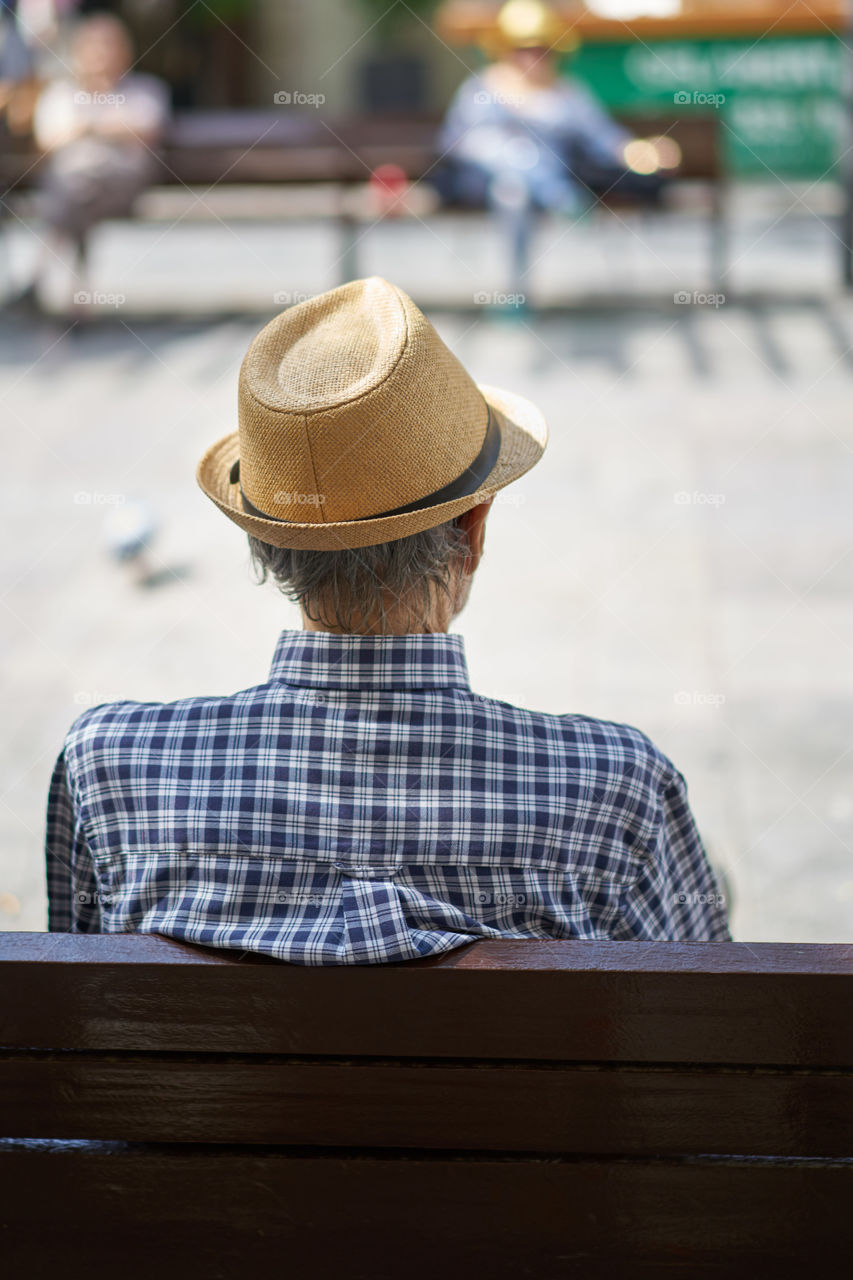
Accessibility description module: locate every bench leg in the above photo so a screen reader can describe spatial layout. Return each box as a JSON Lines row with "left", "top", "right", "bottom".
{"left": 709, "top": 178, "right": 730, "bottom": 297}
{"left": 337, "top": 214, "right": 360, "bottom": 286}
{"left": 842, "top": 190, "right": 853, "bottom": 290}
{"left": 493, "top": 203, "right": 533, "bottom": 304}
{"left": 509, "top": 207, "right": 533, "bottom": 301}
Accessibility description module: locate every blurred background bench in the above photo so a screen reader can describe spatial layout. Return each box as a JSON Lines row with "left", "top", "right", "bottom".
{"left": 0, "top": 107, "right": 726, "bottom": 297}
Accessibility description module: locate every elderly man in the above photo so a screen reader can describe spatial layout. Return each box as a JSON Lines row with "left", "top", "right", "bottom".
{"left": 46, "top": 277, "right": 730, "bottom": 962}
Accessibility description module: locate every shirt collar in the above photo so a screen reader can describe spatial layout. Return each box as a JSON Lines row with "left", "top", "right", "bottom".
{"left": 267, "top": 629, "right": 471, "bottom": 692}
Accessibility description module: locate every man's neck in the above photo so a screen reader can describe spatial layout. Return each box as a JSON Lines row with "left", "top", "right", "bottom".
{"left": 298, "top": 572, "right": 469, "bottom": 636}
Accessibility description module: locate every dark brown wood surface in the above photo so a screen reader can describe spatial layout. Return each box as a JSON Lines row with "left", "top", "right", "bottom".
{"left": 2, "top": 934, "right": 852, "bottom": 1272}
{"left": 2, "top": 935, "right": 852, "bottom": 1064}
{"left": 2, "top": 1140, "right": 851, "bottom": 1279}
{"left": 2, "top": 1052, "right": 851, "bottom": 1156}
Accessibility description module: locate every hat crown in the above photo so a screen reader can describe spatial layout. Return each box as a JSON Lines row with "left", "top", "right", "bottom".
{"left": 242, "top": 278, "right": 407, "bottom": 413}
{"left": 236, "top": 278, "right": 489, "bottom": 526}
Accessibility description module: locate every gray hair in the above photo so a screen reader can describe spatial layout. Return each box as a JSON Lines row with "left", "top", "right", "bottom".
{"left": 248, "top": 518, "right": 469, "bottom": 633}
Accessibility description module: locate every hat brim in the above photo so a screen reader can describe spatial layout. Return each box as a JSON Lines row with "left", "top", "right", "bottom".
{"left": 196, "top": 384, "right": 548, "bottom": 551}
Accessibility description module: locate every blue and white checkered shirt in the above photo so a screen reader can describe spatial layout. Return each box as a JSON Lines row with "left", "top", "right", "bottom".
{"left": 46, "top": 630, "right": 730, "bottom": 962}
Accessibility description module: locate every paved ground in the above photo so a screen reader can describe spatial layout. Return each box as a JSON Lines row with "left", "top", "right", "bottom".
{"left": 1, "top": 201, "right": 852, "bottom": 943}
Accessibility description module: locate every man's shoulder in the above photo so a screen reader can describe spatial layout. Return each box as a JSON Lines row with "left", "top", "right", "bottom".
{"left": 63, "top": 684, "right": 272, "bottom": 755}
{"left": 471, "top": 693, "right": 675, "bottom": 783}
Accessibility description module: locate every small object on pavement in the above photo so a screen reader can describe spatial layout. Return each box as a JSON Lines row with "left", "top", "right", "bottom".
{"left": 103, "top": 496, "right": 158, "bottom": 586}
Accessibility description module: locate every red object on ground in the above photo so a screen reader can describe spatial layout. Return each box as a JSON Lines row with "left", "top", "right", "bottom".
{"left": 370, "top": 163, "right": 410, "bottom": 215}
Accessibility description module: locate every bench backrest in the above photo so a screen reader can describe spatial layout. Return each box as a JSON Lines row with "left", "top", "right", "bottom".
{"left": 1, "top": 935, "right": 851, "bottom": 1276}
{"left": 0, "top": 109, "right": 722, "bottom": 190}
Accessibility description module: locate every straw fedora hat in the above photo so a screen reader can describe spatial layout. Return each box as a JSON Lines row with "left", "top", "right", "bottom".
{"left": 197, "top": 277, "right": 548, "bottom": 551}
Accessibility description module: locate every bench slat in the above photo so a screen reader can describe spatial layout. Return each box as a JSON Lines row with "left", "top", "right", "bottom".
{"left": 1, "top": 1054, "right": 850, "bottom": 1157}
{"left": 2, "top": 1140, "right": 851, "bottom": 1277}
{"left": 2, "top": 937, "right": 851, "bottom": 1064}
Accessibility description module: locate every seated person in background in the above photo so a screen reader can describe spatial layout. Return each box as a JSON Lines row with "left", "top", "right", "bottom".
{"left": 25, "top": 12, "right": 167, "bottom": 308}
{"left": 46, "top": 277, "right": 730, "bottom": 962}
{"left": 437, "top": 0, "right": 665, "bottom": 222}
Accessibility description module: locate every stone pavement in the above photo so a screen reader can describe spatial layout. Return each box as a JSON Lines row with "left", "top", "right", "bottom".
{"left": 1, "top": 209, "right": 852, "bottom": 943}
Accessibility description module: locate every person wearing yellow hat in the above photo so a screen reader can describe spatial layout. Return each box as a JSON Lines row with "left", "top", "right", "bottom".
{"left": 435, "top": 1, "right": 664, "bottom": 284}
{"left": 46, "top": 278, "right": 730, "bottom": 961}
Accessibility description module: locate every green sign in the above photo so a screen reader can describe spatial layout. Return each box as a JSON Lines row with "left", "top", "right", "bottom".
{"left": 568, "top": 35, "right": 846, "bottom": 179}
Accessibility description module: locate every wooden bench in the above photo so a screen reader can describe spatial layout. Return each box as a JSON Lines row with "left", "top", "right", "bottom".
{"left": 1, "top": 933, "right": 851, "bottom": 1276}
{"left": 1, "top": 108, "right": 729, "bottom": 299}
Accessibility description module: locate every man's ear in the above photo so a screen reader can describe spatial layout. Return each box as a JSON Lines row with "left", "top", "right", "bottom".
{"left": 456, "top": 498, "right": 492, "bottom": 573}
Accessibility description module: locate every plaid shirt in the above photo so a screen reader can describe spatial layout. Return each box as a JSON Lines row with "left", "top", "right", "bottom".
{"left": 46, "top": 630, "right": 730, "bottom": 963}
